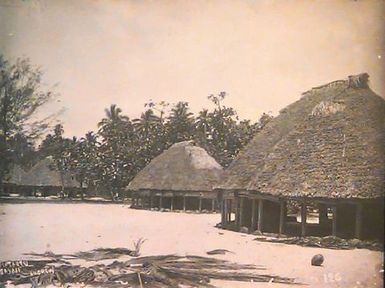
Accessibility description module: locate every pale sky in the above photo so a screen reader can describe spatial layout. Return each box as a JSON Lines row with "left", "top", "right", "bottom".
{"left": 1, "top": 0, "right": 384, "bottom": 137}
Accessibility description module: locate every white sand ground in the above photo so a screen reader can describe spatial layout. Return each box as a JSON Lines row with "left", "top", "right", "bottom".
{"left": 0, "top": 203, "right": 383, "bottom": 288}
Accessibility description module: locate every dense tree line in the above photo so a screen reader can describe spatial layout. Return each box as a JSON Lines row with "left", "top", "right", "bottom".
{"left": 0, "top": 56, "right": 57, "bottom": 194}
{"left": 1, "top": 56, "right": 272, "bottom": 199}
{"left": 15, "top": 97, "right": 272, "bottom": 199}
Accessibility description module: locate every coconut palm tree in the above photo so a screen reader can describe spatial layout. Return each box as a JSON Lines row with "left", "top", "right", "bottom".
{"left": 133, "top": 109, "right": 161, "bottom": 139}
{"left": 68, "top": 131, "right": 100, "bottom": 199}
{"left": 97, "top": 105, "right": 134, "bottom": 200}
{"left": 195, "top": 109, "right": 210, "bottom": 139}
{"left": 166, "top": 102, "right": 195, "bottom": 144}
{"left": 98, "top": 104, "right": 128, "bottom": 131}
{"left": 133, "top": 109, "right": 167, "bottom": 169}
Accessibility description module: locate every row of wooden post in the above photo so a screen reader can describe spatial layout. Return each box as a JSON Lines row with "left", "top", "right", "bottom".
{"left": 222, "top": 197, "right": 363, "bottom": 239}
{"left": 305, "top": 202, "right": 362, "bottom": 239}
{"left": 133, "top": 195, "right": 216, "bottom": 213}
{"left": 222, "top": 197, "right": 267, "bottom": 234}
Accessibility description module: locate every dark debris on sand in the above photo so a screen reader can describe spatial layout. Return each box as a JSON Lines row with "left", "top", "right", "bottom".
{"left": 253, "top": 235, "right": 383, "bottom": 251}
{"left": 1, "top": 251, "right": 299, "bottom": 287}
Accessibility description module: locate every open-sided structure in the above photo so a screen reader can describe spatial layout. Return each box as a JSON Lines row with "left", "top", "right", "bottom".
{"left": 127, "top": 141, "right": 223, "bottom": 212}
{"left": 24, "top": 157, "right": 81, "bottom": 196}
{"left": 2, "top": 165, "right": 28, "bottom": 195}
{"left": 2, "top": 157, "right": 81, "bottom": 197}
{"left": 218, "top": 73, "right": 384, "bottom": 240}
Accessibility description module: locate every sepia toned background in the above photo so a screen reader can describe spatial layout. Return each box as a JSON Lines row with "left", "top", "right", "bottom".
{"left": 0, "top": 0, "right": 384, "bottom": 137}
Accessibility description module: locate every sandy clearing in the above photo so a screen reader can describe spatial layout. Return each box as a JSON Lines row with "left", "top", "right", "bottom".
{"left": 0, "top": 203, "right": 382, "bottom": 287}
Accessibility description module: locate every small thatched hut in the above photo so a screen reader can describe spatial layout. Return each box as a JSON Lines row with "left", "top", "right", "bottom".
{"left": 2, "top": 165, "right": 29, "bottom": 195}
{"left": 2, "top": 158, "right": 82, "bottom": 197}
{"left": 218, "top": 73, "right": 384, "bottom": 240}
{"left": 23, "top": 157, "right": 81, "bottom": 197}
{"left": 127, "top": 141, "right": 223, "bottom": 212}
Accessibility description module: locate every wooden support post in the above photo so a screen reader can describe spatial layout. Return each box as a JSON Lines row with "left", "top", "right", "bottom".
{"left": 235, "top": 197, "right": 240, "bottom": 227}
{"left": 228, "top": 199, "right": 232, "bottom": 222}
{"left": 239, "top": 197, "right": 244, "bottom": 227}
{"left": 221, "top": 200, "right": 226, "bottom": 225}
{"left": 141, "top": 197, "right": 144, "bottom": 208}
{"left": 251, "top": 199, "right": 257, "bottom": 232}
{"left": 301, "top": 201, "right": 307, "bottom": 237}
{"left": 183, "top": 196, "right": 186, "bottom": 211}
{"left": 159, "top": 194, "right": 163, "bottom": 209}
{"left": 170, "top": 196, "right": 174, "bottom": 211}
{"left": 150, "top": 194, "right": 154, "bottom": 209}
{"left": 279, "top": 200, "right": 286, "bottom": 236}
{"left": 257, "top": 199, "right": 264, "bottom": 232}
{"left": 225, "top": 200, "right": 228, "bottom": 221}
{"left": 211, "top": 199, "right": 215, "bottom": 212}
{"left": 199, "top": 197, "right": 202, "bottom": 213}
{"left": 332, "top": 206, "right": 337, "bottom": 236}
{"left": 224, "top": 199, "right": 228, "bottom": 224}
{"left": 355, "top": 203, "right": 363, "bottom": 239}
{"left": 318, "top": 203, "right": 328, "bottom": 225}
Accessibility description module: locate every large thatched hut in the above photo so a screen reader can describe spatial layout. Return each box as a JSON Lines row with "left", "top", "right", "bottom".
{"left": 127, "top": 141, "right": 223, "bottom": 212}
{"left": 218, "top": 73, "right": 384, "bottom": 240}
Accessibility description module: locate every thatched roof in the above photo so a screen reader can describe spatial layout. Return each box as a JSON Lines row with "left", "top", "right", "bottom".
{"left": 127, "top": 141, "right": 223, "bottom": 192}
{"left": 220, "top": 73, "right": 385, "bottom": 199}
{"left": 3, "top": 165, "right": 28, "bottom": 185}
{"left": 24, "top": 157, "right": 80, "bottom": 188}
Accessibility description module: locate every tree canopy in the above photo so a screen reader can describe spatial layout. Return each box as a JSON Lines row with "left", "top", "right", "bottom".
{"left": 0, "top": 56, "right": 56, "bottom": 193}
{"left": 1, "top": 55, "right": 273, "bottom": 199}
{"left": 33, "top": 95, "right": 272, "bottom": 200}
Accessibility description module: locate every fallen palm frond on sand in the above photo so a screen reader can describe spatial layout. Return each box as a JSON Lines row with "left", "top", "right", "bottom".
{"left": 0, "top": 253, "right": 299, "bottom": 287}
{"left": 25, "top": 238, "right": 147, "bottom": 261}
{"left": 206, "top": 249, "right": 234, "bottom": 255}
{"left": 253, "top": 235, "right": 383, "bottom": 251}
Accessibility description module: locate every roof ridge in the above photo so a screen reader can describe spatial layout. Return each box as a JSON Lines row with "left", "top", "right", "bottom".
{"left": 301, "top": 73, "right": 369, "bottom": 97}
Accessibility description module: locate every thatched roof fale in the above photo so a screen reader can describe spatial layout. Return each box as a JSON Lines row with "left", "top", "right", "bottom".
{"left": 24, "top": 157, "right": 80, "bottom": 188}
{"left": 127, "top": 141, "right": 223, "bottom": 192}
{"left": 3, "top": 165, "right": 28, "bottom": 185}
{"left": 219, "top": 73, "right": 385, "bottom": 200}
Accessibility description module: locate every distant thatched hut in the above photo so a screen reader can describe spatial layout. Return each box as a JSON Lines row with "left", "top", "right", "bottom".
{"left": 2, "top": 158, "right": 82, "bottom": 197}
{"left": 23, "top": 157, "right": 81, "bottom": 197}
{"left": 218, "top": 73, "right": 384, "bottom": 240}
{"left": 127, "top": 141, "right": 223, "bottom": 212}
{"left": 3, "top": 165, "right": 28, "bottom": 195}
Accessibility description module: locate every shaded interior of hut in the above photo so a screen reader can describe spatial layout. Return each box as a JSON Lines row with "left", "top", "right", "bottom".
{"left": 130, "top": 191, "right": 218, "bottom": 213}
{"left": 220, "top": 192, "right": 384, "bottom": 241}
